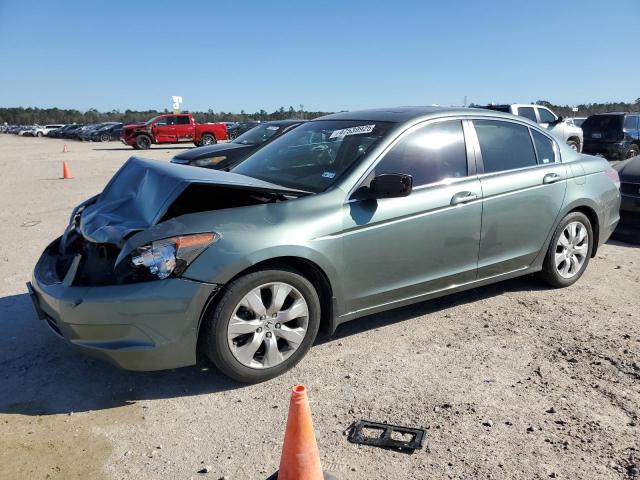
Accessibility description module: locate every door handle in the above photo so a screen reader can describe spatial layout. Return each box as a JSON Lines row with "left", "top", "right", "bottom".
{"left": 450, "top": 191, "right": 479, "bottom": 205}
{"left": 543, "top": 173, "right": 562, "bottom": 184}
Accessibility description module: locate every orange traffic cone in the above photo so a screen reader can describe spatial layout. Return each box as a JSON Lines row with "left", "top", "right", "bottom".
{"left": 267, "top": 385, "right": 336, "bottom": 480}
{"left": 62, "top": 161, "right": 72, "bottom": 179}
{"left": 62, "top": 144, "right": 68, "bottom": 153}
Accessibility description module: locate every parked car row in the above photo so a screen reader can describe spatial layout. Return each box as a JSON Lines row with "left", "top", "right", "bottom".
{"left": 2, "top": 122, "right": 137, "bottom": 141}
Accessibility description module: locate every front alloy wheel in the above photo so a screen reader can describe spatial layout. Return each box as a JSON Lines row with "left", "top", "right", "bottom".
{"left": 203, "top": 268, "right": 320, "bottom": 383}
{"left": 228, "top": 283, "right": 309, "bottom": 369}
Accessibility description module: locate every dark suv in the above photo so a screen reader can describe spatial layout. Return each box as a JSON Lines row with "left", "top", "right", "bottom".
{"left": 582, "top": 113, "right": 640, "bottom": 160}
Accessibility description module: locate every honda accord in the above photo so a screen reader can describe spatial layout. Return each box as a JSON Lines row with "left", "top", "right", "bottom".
{"left": 29, "top": 107, "right": 621, "bottom": 382}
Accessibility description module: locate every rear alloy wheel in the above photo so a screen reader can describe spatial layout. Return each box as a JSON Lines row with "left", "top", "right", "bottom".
{"left": 100, "top": 133, "right": 110, "bottom": 142}
{"left": 203, "top": 268, "right": 320, "bottom": 383}
{"left": 625, "top": 144, "right": 639, "bottom": 159}
{"left": 539, "top": 212, "right": 593, "bottom": 287}
{"left": 200, "top": 133, "right": 216, "bottom": 145}
{"left": 135, "top": 135, "right": 151, "bottom": 150}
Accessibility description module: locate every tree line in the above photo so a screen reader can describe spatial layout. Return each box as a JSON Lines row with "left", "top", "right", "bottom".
{"left": 2, "top": 99, "right": 640, "bottom": 125}
{"left": 0, "top": 106, "right": 333, "bottom": 125}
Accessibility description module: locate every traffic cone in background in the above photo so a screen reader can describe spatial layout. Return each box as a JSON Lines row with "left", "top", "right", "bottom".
{"left": 267, "top": 385, "right": 336, "bottom": 480}
{"left": 62, "top": 144, "right": 68, "bottom": 153}
{"left": 62, "top": 161, "right": 72, "bottom": 179}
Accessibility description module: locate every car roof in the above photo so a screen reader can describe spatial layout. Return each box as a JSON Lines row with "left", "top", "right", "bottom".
{"left": 315, "top": 106, "right": 523, "bottom": 124}
{"left": 263, "top": 119, "right": 305, "bottom": 126}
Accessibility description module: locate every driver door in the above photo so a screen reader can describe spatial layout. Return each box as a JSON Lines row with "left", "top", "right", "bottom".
{"left": 341, "top": 119, "right": 482, "bottom": 314}
{"left": 153, "top": 116, "right": 177, "bottom": 142}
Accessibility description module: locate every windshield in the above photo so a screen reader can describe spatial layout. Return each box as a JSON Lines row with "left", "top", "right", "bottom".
{"left": 231, "top": 120, "right": 394, "bottom": 193}
{"left": 145, "top": 116, "right": 161, "bottom": 125}
{"left": 233, "top": 123, "right": 285, "bottom": 145}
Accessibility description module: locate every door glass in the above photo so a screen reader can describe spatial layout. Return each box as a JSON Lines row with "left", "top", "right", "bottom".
{"left": 473, "top": 120, "right": 537, "bottom": 173}
{"left": 537, "top": 108, "right": 556, "bottom": 124}
{"left": 176, "top": 116, "right": 190, "bottom": 125}
{"left": 517, "top": 107, "right": 537, "bottom": 122}
{"left": 531, "top": 129, "right": 556, "bottom": 164}
{"left": 374, "top": 120, "right": 467, "bottom": 187}
{"left": 156, "top": 118, "right": 168, "bottom": 126}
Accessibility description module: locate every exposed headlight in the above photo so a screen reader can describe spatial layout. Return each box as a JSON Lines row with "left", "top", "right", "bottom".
{"left": 194, "top": 156, "right": 227, "bottom": 167}
{"left": 131, "top": 232, "right": 219, "bottom": 279}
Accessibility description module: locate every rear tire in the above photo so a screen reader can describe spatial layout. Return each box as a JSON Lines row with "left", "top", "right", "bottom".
{"left": 100, "top": 133, "right": 110, "bottom": 142}
{"left": 200, "top": 133, "right": 216, "bottom": 145}
{"left": 538, "top": 212, "right": 593, "bottom": 288}
{"left": 625, "top": 144, "right": 639, "bottom": 159}
{"left": 566, "top": 139, "right": 579, "bottom": 151}
{"left": 135, "top": 135, "right": 151, "bottom": 150}
{"left": 202, "top": 268, "right": 321, "bottom": 383}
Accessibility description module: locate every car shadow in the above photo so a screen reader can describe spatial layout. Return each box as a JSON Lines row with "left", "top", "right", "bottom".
{"left": 318, "top": 274, "right": 550, "bottom": 343}
{"left": 606, "top": 237, "right": 639, "bottom": 249}
{"left": 0, "top": 275, "right": 550, "bottom": 416}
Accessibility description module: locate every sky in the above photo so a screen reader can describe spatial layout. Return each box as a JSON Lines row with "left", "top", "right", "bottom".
{"left": 0, "top": 0, "right": 638, "bottom": 113}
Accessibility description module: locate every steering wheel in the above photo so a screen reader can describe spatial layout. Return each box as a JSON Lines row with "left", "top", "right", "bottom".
{"left": 310, "top": 144, "right": 335, "bottom": 165}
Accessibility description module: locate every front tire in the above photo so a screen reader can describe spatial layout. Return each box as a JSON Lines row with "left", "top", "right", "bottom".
{"left": 539, "top": 212, "right": 593, "bottom": 288}
{"left": 135, "top": 135, "right": 151, "bottom": 150}
{"left": 202, "top": 268, "right": 321, "bottom": 383}
{"left": 625, "top": 144, "right": 639, "bottom": 159}
{"left": 100, "top": 133, "right": 110, "bottom": 142}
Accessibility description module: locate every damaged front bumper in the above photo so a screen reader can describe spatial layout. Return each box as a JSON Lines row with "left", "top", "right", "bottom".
{"left": 29, "top": 237, "right": 221, "bottom": 371}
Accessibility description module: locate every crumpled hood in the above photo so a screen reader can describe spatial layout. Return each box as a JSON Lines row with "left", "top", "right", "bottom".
{"left": 79, "top": 156, "right": 303, "bottom": 245}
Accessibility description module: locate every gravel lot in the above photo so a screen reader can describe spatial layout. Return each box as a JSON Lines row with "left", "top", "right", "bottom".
{"left": 1, "top": 134, "right": 638, "bottom": 480}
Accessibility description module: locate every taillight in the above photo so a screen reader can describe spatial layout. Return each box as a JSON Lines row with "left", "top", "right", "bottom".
{"left": 605, "top": 168, "right": 620, "bottom": 189}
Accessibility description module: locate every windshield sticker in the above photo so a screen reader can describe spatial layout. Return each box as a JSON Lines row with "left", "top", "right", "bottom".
{"left": 322, "top": 171, "right": 336, "bottom": 179}
{"left": 329, "top": 124, "right": 376, "bottom": 139}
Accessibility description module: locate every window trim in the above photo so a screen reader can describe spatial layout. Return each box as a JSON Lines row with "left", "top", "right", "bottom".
{"left": 468, "top": 117, "right": 562, "bottom": 177}
{"left": 347, "top": 117, "right": 476, "bottom": 201}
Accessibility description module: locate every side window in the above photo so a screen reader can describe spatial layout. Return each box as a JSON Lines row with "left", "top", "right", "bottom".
{"left": 176, "top": 116, "right": 190, "bottom": 125}
{"left": 623, "top": 115, "right": 639, "bottom": 130}
{"left": 156, "top": 117, "right": 168, "bottom": 126}
{"left": 531, "top": 129, "right": 556, "bottom": 164}
{"left": 473, "top": 120, "right": 537, "bottom": 173}
{"left": 537, "top": 108, "right": 557, "bottom": 124}
{"left": 166, "top": 116, "right": 176, "bottom": 126}
{"left": 374, "top": 120, "right": 467, "bottom": 187}
{"left": 517, "top": 107, "right": 537, "bottom": 122}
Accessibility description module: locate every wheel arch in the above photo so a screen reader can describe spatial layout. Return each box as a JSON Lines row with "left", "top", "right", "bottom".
{"left": 195, "top": 256, "right": 337, "bottom": 357}
{"left": 567, "top": 204, "right": 600, "bottom": 257}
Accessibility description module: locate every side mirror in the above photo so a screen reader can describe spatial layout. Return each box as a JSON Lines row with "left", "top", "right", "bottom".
{"left": 359, "top": 173, "right": 413, "bottom": 200}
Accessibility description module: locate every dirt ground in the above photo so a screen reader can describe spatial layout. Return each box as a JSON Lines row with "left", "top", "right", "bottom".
{"left": 0, "top": 134, "right": 638, "bottom": 480}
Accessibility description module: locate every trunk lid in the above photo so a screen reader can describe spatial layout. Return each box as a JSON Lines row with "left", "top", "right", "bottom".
{"left": 582, "top": 114, "right": 624, "bottom": 143}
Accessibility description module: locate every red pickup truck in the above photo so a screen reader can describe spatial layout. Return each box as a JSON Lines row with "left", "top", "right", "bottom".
{"left": 121, "top": 113, "right": 227, "bottom": 149}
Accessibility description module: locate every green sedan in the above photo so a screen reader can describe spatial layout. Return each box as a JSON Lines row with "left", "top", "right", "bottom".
{"left": 29, "top": 107, "right": 621, "bottom": 383}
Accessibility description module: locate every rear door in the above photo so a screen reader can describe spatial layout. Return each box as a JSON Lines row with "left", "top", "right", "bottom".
{"left": 175, "top": 115, "right": 195, "bottom": 142}
{"left": 341, "top": 118, "right": 482, "bottom": 313}
{"left": 153, "top": 116, "right": 177, "bottom": 142}
{"left": 471, "top": 119, "right": 567, "bottom": 278}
